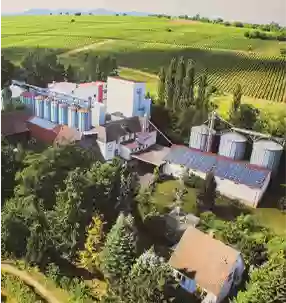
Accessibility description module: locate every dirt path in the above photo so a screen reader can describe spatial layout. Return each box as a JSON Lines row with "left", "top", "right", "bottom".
{"left": 62, "top": 39, "right": 114, "bottom": 56}
{"left": 119, "top": 67, "right": 159, "bottom": 79}
{"left": 1, "top": 263, "right": 62, "bottom": 303}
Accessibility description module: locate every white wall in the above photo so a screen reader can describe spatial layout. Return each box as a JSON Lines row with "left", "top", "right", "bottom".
{"left": 106, "top": 77, "right": 135, "bottom": 117}
{"left": 217, "top": 254, "right": 245, "bottom": 303}
{"left": 97, "top": 140, "right": 117, "bottom": 161}
{"left": 119, "top": 145, "right": 132, "bottom": 160}
{"left": 162, "top": 162, "right": 266, "bottom": 208}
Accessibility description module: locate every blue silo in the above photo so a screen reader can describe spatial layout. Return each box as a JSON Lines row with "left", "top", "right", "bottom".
{"left": 35, "top": 95, "right": 44, "bottom": 118}
{"left": 78, "top": 108, "right": 90, "bottom": 132}
{"left": 68, "top": 105, "right": 78, "bottom": 129}
{"left": 51, "top": 100, "right": 59, "bottom": 123}
{"left": 44, "top": 97, "right": 51, "bottom": 121}
{"left": 59, "top": 102, "right": 68, "bottom": 125}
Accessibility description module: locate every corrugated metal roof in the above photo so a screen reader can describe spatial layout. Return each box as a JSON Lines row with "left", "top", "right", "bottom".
{"left": 163, "top": 145, "right": 270, "bottom": 188}
{"left": 28, "top": 117, "right": 57, "bottom": 130}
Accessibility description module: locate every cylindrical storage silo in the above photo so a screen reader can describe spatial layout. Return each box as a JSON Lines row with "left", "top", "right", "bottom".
{"left": 250, "top": 140, "right": 283, "bottom": 172}
{"left": 35, "top": 95, "right": 44, "bottom": 118}
{"left": 51, "top": 100, "right": 59, "bottom": 123}
{"left": 44, "top": 97, "right": 51, "bottom": 121}
{"left": 59, "top": 102, "right": 68, "bottom": 125}
{"left": 68, "top": 105, "right": 78, "bottom": 129}
{"left": 78, "top": 108, "right": 90, "bottom": 132}
{"left": 218, "top": 132, "right": 247, "bottom": 160}
{"left": 189, "top": 124, "right": 216, "bottom": 152}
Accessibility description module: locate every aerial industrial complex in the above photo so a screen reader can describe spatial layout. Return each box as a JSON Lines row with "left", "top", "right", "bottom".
{"left": 3, "top": 76, "right": 284, "bottom": 208}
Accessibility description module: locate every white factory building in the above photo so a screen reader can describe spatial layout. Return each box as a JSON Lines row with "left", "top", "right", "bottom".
{"left": 162, "top": 124, "right": 284, "bottom": 208}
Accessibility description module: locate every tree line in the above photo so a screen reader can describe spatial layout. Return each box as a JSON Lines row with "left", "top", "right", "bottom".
{"left": 1, "top": 49, "right": 118, "bottom": 89}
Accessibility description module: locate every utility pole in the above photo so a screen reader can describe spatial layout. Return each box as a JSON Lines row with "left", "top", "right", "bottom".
{"left": 206, "top": 111, "right": 216, "bottom": 152}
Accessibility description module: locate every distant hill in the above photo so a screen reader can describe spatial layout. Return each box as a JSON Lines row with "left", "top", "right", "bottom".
{"left": 2, "top": 8, "right": 150, "bottom": 16}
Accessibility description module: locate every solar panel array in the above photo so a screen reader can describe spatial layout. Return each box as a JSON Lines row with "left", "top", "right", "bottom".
{"left": 163, "top": 146, "right": 270, "bottom": 189}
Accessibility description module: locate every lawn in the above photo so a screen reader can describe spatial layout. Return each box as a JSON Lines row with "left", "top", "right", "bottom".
{"left": 152, "top": 180, "right": 286, "bottom": 235}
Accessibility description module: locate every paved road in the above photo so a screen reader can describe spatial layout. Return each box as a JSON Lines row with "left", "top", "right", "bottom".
{"left": 1, "top": 262, "right": 62, "bottom": 303}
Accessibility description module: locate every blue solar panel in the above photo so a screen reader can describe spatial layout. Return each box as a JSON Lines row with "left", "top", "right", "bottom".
{"left": 163, "top": 146, "right": 270, "bottom": 188}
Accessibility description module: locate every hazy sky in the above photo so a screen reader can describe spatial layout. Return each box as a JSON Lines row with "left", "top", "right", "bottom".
{"left": 2, "top": 0, "right": 286, "bottom": 25}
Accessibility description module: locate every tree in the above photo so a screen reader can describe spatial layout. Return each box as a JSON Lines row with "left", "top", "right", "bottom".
{"left": 65, "top": 64, "right": 76, "bottom": 82}
{"left": 180, "top": 59, "right": 195, "bottom": 109}
{"left": 230, "top": 84, "right": 242, "bottom": 119}
{"left": 99, "top": 213, "right": 137, "bottom": 281}
{"left": 231, "top": 104, "right": 259, "bottom": 129}
{"left": 21, "top": 48, "right": 65, "bottom": 87}
{"left": 1, "top": 55, "right": 15, "bottom": 88}
{"left": 233, "top": 252, "right": 286, "bottom": 303}
{"left": 1, "top": 141, "right": 23, "bottom": 203}
{"left": 173, "top": 56, "right": 186, "bottom": 111}
{"left": 124, "top": 248, "right": 178, "bottom": 303}
{"left": 164, "top": 57, "right": 177, "bottom": 109}
{"left": 157, "top": 67, "right": 166, "bottom": 105}
{"left": 197, "top": 171, "right": 216, "bottom": 210}
{"left": 78, "top": 214, "right": 105, "bottom": 272}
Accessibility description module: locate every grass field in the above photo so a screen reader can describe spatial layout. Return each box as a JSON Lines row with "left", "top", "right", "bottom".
{"left": 2, "top": 15, "right": 286, "bottom": 102}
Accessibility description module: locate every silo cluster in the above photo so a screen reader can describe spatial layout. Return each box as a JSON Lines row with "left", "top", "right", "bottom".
{"left": 189, "top": 124, "right": 216, "bottom": 152}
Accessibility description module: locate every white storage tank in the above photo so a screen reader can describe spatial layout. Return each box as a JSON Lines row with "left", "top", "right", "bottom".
{"left": 91, "top": 102, "right": 106, "bottom": 126}
{"left": 218, "top": 132, "right": 247, "bottom": 160}
{"left": 189, "top": 124, "right": 216, "bottom": 152}
{"left": 250, "top": 140, "right": 283, "bottom": 172}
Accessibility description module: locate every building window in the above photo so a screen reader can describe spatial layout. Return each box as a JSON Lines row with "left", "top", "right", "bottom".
{"left": 125, "top": 134, "right": 129, "bottom": 141}
{"left": 130, "top": 133, "right": 134, "bottom": 139}
{"left": 115, "top": 150, "right": 119, "bottom": 156}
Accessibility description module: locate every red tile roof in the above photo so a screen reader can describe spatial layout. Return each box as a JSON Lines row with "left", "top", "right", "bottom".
{"left": 1, "top": 111, "right": 31, "bottom": 137}
{"left": 27, "top": 121, "right": 61, "bottom": 144}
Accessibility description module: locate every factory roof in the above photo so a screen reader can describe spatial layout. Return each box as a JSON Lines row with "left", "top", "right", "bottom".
{"left": 163, "top": 145, "right": 271, "bottom": 189}
{"left": 169, "top": 227, "right": 241, "bottom": 297}
{"left": 96, "top": 116, "right": 142, "bottom": 142}
{"left": 1, "top": 111, "right": 31, "bottom": 136}
{"left": 54, "top": 126, "right": 82, "bottom": 145}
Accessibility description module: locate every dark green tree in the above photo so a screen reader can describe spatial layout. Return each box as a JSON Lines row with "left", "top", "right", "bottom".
{"left": 230, "top": 84, "right": 242, "bottom": 119}
{"left": 173, "top": 56, "right": 186, "bottom": 111}
{"left": 233, "top": 252, "right": 286, "bottom": 303}
{"left": 180, "top": 59, "right": 195, "bottom": 109}
{"left": 1, "top": 55, "right": 15, "bottom": 88}
{"left": 232, "top": 104, "right": 259, "bottom": 129}
{"left": 164, "top": 57, "right": 177, "bottom": 109}
{"left": 99, "top": 213, "right": 137, "bottom": 281}
{"left": 157, "top": 67, "right": 166, "bottom": 105}
{"left": 65, "top": 64, "right": 76, "bottom": 82}
{"left": 21, "top": 48, "right": 65, "bottom": 87}
{"left": 197, "top": 171, "right": 217, "bottom": 210}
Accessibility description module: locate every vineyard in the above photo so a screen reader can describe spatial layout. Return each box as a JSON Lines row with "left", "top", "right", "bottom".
{"left": 2, "top": 15, "right": 286, "bottom": 102}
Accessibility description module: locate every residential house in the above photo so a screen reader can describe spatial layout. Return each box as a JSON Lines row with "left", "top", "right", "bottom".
{"left": 169, "top": 227, "right": 245, "bottom": 303}
{"left": 95, "top": 116, "right": 157, "bottom": 161}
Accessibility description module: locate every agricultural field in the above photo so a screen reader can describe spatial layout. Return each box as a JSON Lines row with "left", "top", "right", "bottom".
{"left": 2, "top": 15, "right": 286, "bottom": 102}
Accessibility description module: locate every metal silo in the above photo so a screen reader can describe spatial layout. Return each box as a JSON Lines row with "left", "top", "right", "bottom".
{"left": 189, "top": 124, "right": 216, "bottom": 152}
{"left": 78, "top": 108, "right": 90, "bottom": 132}
{"left": 250, "top": 140, "right": 283, "bottom": 172}
{"left": 51, "top": 100, "right": 59, "bottom": 123}
{"left": 218, "top": 132, "right": 247, "bottom": 160}
{"left": 59, "top": 102, "right": 68, "bottom": 125}
{"left": 91, "top": 102, "right": 106, "bottom": 127}
{"left": 68, "top": 105, "right": 78, "bottom": 129}
{"left": 35, "top": 95, "right": 44, "bottom": 118}
{"left": 44, "top": 97, "right": 51, "bottom": 121}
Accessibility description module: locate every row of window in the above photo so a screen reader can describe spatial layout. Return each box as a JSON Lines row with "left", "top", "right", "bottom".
{"left": 118, "top": 133, "right": 135, "bottom": 143}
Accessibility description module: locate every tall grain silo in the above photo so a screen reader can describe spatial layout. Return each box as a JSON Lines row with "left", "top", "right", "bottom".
{"left": 68, "top": 105, "right": 78, "bottom": 129}
{"left": 44, "top": 97, "right": 51, "bottom": 121}
{"left": 91, "top": 102, "right": 106, "bottom": 127}
{"left": 78, "top": 108, "right": 90, "bottom": 132}
{"left": 250, "top": 140, "right": 283, "bottom": 172}
{"left": 59, "top": 102, "right": 68, "bottom": 125}
{"left": 35, "top": 95, "right": 44, "bottom": 118}
{"left": 51, "top": 100, "right": 59, "bottom": 123}
{"left": 189, "top": 124, "right": 216, "bottom": 152}
{"left": 218, "top": 132, "right": 247, "bottom": 160}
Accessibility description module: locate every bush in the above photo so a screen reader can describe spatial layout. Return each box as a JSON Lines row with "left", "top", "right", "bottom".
{"left": 224, "top": 21, "right": 231, "bottom": 26}
{"left": 166, "top": 28, "right": 172, "bottom": 32}
{"left": 71, "top": 19, "right": 75, "bottom": 23}
{"left": 184, "top": 173, "right": 205, "bottom": 189}
{"left": 280, "top": 48, "right": 286, "bottom": 56}
{"left": 244, "top": 31, "right": 250, "bottom": 38}
{"left": 233, "top": 21, "right": 244, "bottom": 28}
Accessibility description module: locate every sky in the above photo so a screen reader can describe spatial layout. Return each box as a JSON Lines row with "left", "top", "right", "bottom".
{"left": 1, "top": 0, "right": 286, "bottom": 25}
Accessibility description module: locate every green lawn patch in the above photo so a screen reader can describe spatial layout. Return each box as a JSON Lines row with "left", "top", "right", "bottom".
{"left": 153, "top": 180, "right": 197, "bottom": 214}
